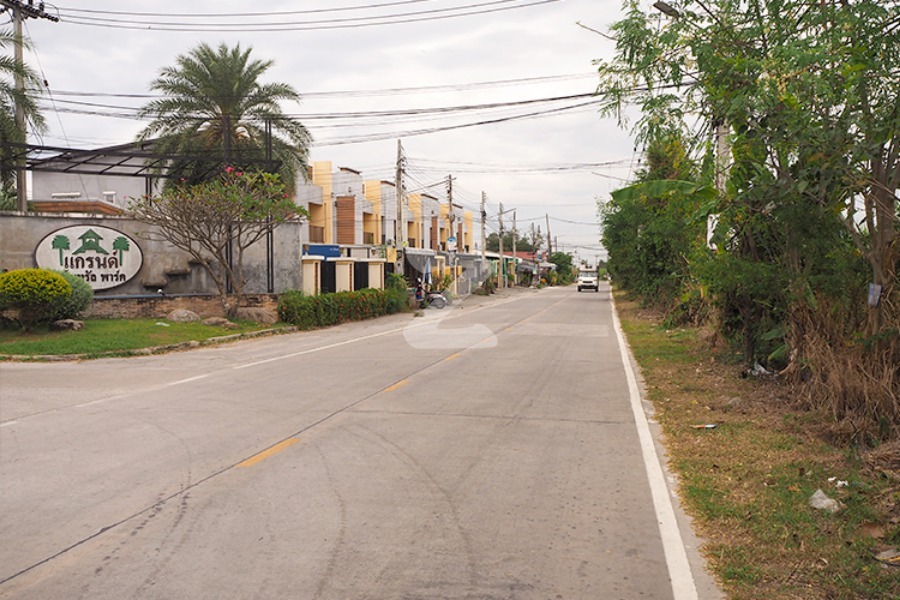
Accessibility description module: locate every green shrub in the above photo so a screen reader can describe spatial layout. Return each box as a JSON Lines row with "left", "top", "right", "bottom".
{"left": 50, "top": 270, "right": 94, "bottom": 320}
{"left": 384, "top": 273, "right": 411, "bottom": 313}
{"left": 0, "top": 268, "right": 72, "bottom": 329}
{"left": 278, "top": 287, "right": 406, "bottom": 330}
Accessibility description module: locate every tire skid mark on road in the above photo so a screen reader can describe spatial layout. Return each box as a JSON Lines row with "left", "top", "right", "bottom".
{"left": 344, "top": 424, "right": 479, "bottom": 597}
{"left": 0, "top": 289, "right": 562, "bottom": 588}
{"left": 311, "top": 446, "right": 349, "bottom": 600}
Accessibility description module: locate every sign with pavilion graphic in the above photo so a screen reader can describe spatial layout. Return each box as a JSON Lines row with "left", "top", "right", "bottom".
{"left": 35, "top": 225, "right": 143, "bottom": 290}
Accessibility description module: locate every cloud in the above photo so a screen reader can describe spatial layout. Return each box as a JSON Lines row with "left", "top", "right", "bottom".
{"left": 23, "top": 0, "right": 631, "bottom": 258}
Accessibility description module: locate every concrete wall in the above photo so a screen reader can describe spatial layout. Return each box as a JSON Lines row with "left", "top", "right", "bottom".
{"left": 0, "top": 212, "right": 302, "bottom": 296}
{"left": 87, "top": 293, "right": 278, "bottom": 319}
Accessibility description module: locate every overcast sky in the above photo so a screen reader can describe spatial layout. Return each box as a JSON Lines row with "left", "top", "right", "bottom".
{"left": 20, "top": 0, "right": 644, "bottom": 263}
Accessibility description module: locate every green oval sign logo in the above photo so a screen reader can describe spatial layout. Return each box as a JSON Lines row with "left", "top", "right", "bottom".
{"left": 35, "top": 225, "right": 143, "bottom": 290}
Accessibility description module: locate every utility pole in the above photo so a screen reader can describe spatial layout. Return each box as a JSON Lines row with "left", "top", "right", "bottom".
{"left": 497, "top": 203, "right": 516, "bottom": 288}
{"left": 446, "top": 175, "right": 457, "bottom": 294}
{"left": 480, "top": 192, "right": 487, "bottom": 282}
{"left": 498, "top": 202, "right": 505, "bottom": 288}
{"left": 3, "top": 0, "right": 58, "bottom": 212}
{"left": 511, "top": 210, "right": 517, "bottom": 286}
{"left": 394, "top": 140, "right": 405, "bottom": 274}
{"left": 545, "top": 214, "right": 552, "bottom": 257}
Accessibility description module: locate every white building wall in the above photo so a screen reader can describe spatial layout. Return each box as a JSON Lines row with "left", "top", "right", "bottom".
{"left": 31, "top": 170, "right": 159, "bottom": 210}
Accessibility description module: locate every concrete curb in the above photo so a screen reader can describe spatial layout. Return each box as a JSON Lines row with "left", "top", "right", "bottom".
{"left": 0, "top": 285, "right": 561, "bottom": 362}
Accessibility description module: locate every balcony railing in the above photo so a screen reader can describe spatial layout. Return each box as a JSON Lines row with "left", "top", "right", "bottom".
{"left": 363, "top": 232, "right": 375, "bottom": 245}
{"left": 309, "top": 225, "right": 325, "bottom": 243}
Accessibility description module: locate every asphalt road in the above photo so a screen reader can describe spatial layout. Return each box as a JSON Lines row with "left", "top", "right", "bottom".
{"left": 0, "top": 285, "right": 721, "bottom": 599}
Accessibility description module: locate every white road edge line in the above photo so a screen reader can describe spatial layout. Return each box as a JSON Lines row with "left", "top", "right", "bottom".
{"left": 0, "top": 420, "right": 18, "bottom": 428}
{"left": 167, "top": 374, "right": 211, "bottom": 386}
{"left": 609, "top": 290, "right": 699, "bottom": 600}
{"left": 233, "top": 292, "right": 532, "bottom": 371}
{"left": 233, "top": 324, "right": 414, "bottom": 370}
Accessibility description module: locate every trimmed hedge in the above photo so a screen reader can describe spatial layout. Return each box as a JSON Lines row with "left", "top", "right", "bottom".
{"left": 278, "top": 287, "right": 407, "bottom": 330}
{"left": 0, "top": 268, "right": 73, "bottom": 329}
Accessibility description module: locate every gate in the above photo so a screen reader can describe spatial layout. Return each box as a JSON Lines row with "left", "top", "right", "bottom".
{"left": 354, "top": 261, "right": 369, "bottom": 291}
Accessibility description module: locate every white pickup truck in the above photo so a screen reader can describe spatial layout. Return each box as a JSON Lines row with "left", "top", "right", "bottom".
{"left": 576, "top": 270, "right": 599, "bottom": 292}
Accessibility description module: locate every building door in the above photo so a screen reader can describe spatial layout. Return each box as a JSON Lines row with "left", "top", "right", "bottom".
{"left": 321, "top": 260, "right": 337, "bottom": 294}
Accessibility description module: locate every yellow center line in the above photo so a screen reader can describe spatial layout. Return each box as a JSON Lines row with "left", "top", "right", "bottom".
{"left": 383, "top": 379, "right": 409, "bottom": 393}
{"left": 236, "top": 438, "right": 300, "bottom": 469}
{"left": 445, "top": 353, "right": 462, "bottom": 361}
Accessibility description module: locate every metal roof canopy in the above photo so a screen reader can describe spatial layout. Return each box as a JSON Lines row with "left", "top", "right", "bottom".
{"left": 3, "top": 140, "right": 279, "bottom": 179}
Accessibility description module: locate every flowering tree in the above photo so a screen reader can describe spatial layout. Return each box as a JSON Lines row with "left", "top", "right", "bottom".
{"left": 130, "top": 168, "right": 306, "bottom": 313}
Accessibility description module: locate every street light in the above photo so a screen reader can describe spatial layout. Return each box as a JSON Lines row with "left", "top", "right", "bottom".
{"left": 653, "top": 1, "right": 681, "bottom": 18}
{"left": 653, "top": 0, "right": 729, "bottom": 247}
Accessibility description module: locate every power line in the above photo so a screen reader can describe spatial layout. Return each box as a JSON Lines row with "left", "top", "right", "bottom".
{"left": 36, "top": 72, "right": 597, "bottom": 100}
{"left": 40, "top": 97, "right": 598, "bottom": 146}
{"left": 40, "top": 91, "right": 597, "bottom": 120}
{"left": 56, "top": 0, "right": 561, "bottom": 32}
{"left": 55, "top": 0, "right": 438, "bottom": 18}
{"left": 550, "top": 216, "right": 599, "bottom": 226}
{"left": 57, "top": 0, "right": 535, "bottom": 25}
{"left": 407, "top": 157, "right": 633, "bottom": 174}
{"left": 315, "top": 100, "right": 598, "bottom": 146}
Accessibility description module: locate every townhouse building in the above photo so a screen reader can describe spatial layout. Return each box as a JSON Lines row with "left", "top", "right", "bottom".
{"left": 297, "top": 161, "right": 478, "bottom": 291}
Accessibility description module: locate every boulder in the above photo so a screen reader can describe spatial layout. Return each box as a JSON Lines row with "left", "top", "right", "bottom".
{"left": 234, "top": 307, "right": 278, "bottom": 325}
{"left": 51, "top": 319, "right": 84, "bottom": 331}
{"left": 166, "top": 309, "right": 201, "bottom": 323}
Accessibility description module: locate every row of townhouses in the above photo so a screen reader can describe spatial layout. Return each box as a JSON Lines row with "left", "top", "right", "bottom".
{"left": 15, "top": 144, "right": 511, "bottom": 298}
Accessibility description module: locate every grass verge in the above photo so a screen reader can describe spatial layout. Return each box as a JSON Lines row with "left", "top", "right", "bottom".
{"left": 615, "top": 292, "right": 899, "bottom": 600}
{"left": 0, "top": 318, "right": 287, "bottom": 359}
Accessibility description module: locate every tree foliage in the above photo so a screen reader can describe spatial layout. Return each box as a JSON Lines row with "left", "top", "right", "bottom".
{"left": 130, "top": 168, "right": 307, "bottom": 313}
{"left": 137, "top": 42, "right": 312, "bottom": 191}
{"left": 0, "top": 30, "right": 46, "bottom": 200}
{"left": 486, "top": 231, "right": 536, "bottom": 253}
{"left": 597, "top": 0, "right": 899, "bottom": 440}
{"left": 602, "top": 133, "right": 709, "bottom": 315}
{"left": 549, "top": 252, "right": 575, "bottom": 285}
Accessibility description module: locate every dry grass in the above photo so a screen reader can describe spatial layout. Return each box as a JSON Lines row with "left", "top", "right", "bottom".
{"left": 615, "top": 293, "right": 900, "bottom": 599}
{"left": 785, "top": 297, "right": 900, "bottom": 444}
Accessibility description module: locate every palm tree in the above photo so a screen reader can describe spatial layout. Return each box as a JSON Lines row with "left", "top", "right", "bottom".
{"left": 0, "top": 30, "right": 45, "bottom": 204}
{"left": 137, "top": 42, "right": 312, "bottom": 191}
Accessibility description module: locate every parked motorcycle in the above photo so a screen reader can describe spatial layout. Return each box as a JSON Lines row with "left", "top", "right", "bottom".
{"left": 415, "top": 281, "right": 448, "bottom": 309}
{"left": 419, "top": 290, "right": 447, "bottom": 309}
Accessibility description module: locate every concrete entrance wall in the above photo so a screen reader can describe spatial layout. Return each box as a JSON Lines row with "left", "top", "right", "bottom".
{"left": 0, "top": 212, "right": 302, "bottom": 296}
